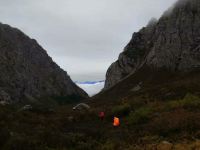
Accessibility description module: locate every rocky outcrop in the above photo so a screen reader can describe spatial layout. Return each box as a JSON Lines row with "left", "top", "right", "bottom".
{"left": 0, "top": 23, "right": 88, "bottom": 103}
{"left": 105, "top": 0, "right": 200, "bottom": 89}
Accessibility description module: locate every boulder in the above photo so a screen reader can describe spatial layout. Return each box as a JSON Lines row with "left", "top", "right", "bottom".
{"left": 20, "top": 105, "right": 33, "bottom": 111}
{"left": 73, "top": 103, "right": 90, "bottom": 111}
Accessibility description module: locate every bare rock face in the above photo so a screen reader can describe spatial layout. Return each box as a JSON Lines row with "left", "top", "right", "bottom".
{"left": 0, "top": 23, "right": 88, "bottom": 103}
{"left": 105, "top": 0, "right": 200, "bottom": 89}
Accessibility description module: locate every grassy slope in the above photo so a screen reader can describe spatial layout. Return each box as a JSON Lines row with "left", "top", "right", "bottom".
{"left": 1, "top": 67, "right": 200, "bottom": 149}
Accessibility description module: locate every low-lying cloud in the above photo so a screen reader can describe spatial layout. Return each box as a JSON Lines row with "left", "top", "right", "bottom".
{"left": 76, "top": 81, "right": 104, "bottom": 96}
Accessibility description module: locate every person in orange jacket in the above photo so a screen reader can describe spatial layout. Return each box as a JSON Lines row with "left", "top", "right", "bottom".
{"left": 113, "top": 117, "right": 120, "bottom": 127}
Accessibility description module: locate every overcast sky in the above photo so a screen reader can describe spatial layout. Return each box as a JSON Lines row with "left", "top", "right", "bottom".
{"left": 0, "top": 0, "right": 177, "bottom": 81}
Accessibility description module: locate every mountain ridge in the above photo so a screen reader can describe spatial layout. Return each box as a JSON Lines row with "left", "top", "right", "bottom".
{"left": 0, "top": 22, "right": 88, "bottom": 103}
{"left": 104, "top": 0, "right": 200, "bottom": 90}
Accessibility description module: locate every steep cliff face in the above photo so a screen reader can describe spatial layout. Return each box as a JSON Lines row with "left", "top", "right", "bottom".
{"left": 0, "top": 23, "right": 88, "bottom": 103}
{"left": 105, "top": 0, "right": 200, "bottom": 89}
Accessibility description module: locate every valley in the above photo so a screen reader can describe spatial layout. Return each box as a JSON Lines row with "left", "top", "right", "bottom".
{"left": 1, "top": 0, "right": 200, "bottom": 149}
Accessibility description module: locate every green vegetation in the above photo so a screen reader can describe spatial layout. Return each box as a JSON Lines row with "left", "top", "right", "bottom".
{"left": 126, "top": 107, "right": 153, "bottom": 125}
{"left": 99, "top": 140, "right": 115, "bottom": 150}
{"left": 1, "top": 93, "right": 200, "bottom": 149}
{"left": 111, "top": 103, "right": 131, "bottom": 117}
{"left": 167, "top": 93, "right": 200, "bottom": 110}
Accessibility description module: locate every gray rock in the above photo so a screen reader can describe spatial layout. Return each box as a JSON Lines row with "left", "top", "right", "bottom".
{"left": 73, "top": 103, "right": 90, "bottom": 111}
{"left": 68, "top": 116, "right": 74, "bottom": 122}
{"left": 131, "top": 82, "right": 142, "bottom": 92}
{"left": 20, "top": 105, "right": 33, "bottom": 111}
{"left": 0, "top": 101, "right": 10, "bottom": 106}
{"left": 104, "top": 0, "right": 200, "bottom": 89}
{"left": 0, "top": 90, "right": 11, "bottom": 103}
{"left": 0, "top": 23, "right": 88, "bottom": 102}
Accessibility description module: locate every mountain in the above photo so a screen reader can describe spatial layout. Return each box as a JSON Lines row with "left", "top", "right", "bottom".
{"left": 0, "top": 23, "right": 88, "bottom": 103}
{"left": 104, "top": 0, "right": 200, "bottom": 90}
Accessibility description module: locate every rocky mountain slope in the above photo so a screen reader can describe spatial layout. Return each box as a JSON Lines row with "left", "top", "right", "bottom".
{"left": 104, "top": 0, "right": 200, "bottom": 89}
{"left": 0, "top": 23, "right": 88, "bottom": 103}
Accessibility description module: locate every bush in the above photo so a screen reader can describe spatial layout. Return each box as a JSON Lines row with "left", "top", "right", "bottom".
{"left": 167, "top": 93, "right": 200, "bottom": 110}
{"left": 182, "top": 93, "right": 200, "bottom": 108}
{"left": 99, "top": 140, "right": 116, "bottom": 150}
{"left": 127, "top": 107, "right": 152, "bottom": 125}
{"left": 111, "top": 104, "right": 131, "bottom": 117}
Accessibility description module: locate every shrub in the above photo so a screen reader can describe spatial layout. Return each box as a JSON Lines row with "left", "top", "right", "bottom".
{"left": 127, "top": 107, "right": 152, "bottom": 125}
{"left": 167, "top": 93, "right": 200, "bottom": 110}
{"left": 111, "top": 104, "right": 131, "bottom": 117}
{"left": 99, "top": 140, "right": 115, "bottom": 150}
{"left": 181, "top": 93, "right": 200, "bottom": 108}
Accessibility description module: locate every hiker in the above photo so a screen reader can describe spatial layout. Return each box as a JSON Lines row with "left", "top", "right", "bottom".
{"left": 113, "top": 117, "right": 120, "bottom": 127}
{"left": 99, "top": 111, "right": 105, "bottom": 120}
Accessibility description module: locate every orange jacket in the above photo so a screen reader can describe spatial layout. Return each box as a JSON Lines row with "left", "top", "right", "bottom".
{"left": 113, "top": 117, "right": 120, "bottom": 126}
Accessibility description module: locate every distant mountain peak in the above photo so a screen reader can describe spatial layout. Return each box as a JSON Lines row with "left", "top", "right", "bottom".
{"left": 0, "top": 23, "right": 88, "bottom": 103}
{"left": 104, "top": 0, "right": 200, "bottom": 89}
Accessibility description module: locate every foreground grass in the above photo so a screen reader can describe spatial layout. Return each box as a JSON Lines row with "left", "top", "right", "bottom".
{"left": 1, "top": 93, "right": 200, "bottom": 149}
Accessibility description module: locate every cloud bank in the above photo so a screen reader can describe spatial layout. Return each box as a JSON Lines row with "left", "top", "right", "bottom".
{"left": 76, "top": 81, "right": 104, "bottom": 96}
